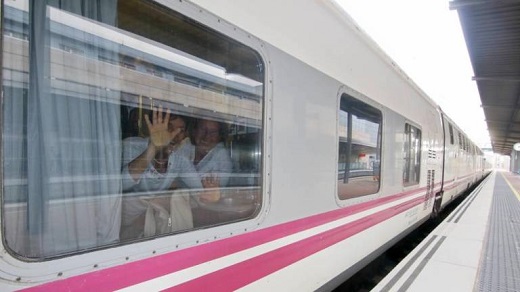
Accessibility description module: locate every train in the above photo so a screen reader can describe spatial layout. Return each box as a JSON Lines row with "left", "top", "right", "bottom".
{"left": 0, "top": 0, "right": 490, "bottom": 291}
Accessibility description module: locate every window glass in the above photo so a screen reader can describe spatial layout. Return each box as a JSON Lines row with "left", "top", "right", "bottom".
{"left": 403, "top": 123, "right": 421, "bottom": 186}
{"left": 2, "top": 0, "right": 264, "bottom": 259}
{"left": 448, "top": 123, "right": 454, "bottom": 145}
{"left": 458, "top": 131, "right": 463, "bottom": 149}
{"left": 337, "top": 94, "right": 382, "bottom": 200}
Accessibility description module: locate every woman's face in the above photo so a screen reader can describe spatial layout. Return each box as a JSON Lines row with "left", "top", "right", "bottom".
{"left": 194, "top": 120, "right": 220, "bottom": 153}
{"left": 168, "top": 117, "right": 186, "bottom": 144}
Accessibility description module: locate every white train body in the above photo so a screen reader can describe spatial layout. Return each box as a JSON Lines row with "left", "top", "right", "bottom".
{"left": 0, "top": 0, "right": 488, "bottom": 291}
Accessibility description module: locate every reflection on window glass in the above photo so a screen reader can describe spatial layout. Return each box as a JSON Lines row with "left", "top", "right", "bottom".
{"left": 337, "top": 94, "right": 382, "bottom": 200}
{"left": 403, "top": 123, "right": 421, "bottom": 186}
{"left": 2, "top": 0, "right": 263, "bottom": 259}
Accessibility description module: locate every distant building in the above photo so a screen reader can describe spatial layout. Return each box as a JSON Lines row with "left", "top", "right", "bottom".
{"left": 481, "top": 148, "right": 510, "bottom": 171}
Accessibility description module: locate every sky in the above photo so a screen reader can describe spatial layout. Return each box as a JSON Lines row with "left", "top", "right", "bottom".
{"left": 334, "top": 0, "right": 492, "bottom": 149}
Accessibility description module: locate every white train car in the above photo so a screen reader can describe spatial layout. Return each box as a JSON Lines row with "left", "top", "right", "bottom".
{"left": 0, "top": 0, "right": 487, "bottom": 291}
{"left": 438, "top": 112, "right": 487, "bottom": 214}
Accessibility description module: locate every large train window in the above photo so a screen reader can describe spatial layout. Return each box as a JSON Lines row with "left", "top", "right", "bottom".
{"left": 403, "top": 123, "right": 422, "bottom": 186}
{"left": 337, "top": 94, "right": 382, "bottom": 200}
{"left": 2, "top": 0, "right": 263, "bottom": 259}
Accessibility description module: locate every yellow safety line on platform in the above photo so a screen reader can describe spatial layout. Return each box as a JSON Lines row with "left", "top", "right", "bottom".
{"left": 500, "top": 172, "right": 520, "bottom": 201}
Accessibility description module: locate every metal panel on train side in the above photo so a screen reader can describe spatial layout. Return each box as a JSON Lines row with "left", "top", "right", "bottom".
{"left": 381, "top": 108, "right": 405, "bottom": 196}
{"left": 260, "top": 45, "right": 341, "bottom": 224}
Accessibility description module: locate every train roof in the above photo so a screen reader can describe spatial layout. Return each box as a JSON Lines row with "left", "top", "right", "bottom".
{"left": 189, "top": 0, "right": 442, "bottom": 113}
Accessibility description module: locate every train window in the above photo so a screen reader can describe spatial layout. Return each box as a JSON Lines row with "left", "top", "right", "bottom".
{"left": 448, "top": 123, "right": 454, "bottom": 145}
{"left": 403, "top": 123, "right": 421, "bottom": 186}
{"left": 337, "top": 94, "right": 382, "bottom": 200}
{"left": 458, "top": 131, "right": 463, "bottom": 149}
{"left": 2, "top": 0, "right": 264, "bottom": 259}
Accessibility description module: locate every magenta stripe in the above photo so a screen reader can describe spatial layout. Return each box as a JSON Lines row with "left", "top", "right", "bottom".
{"left": 166, "top": 197, "right": 425, "bottom": 291}
{"left": 443, "top": 179, "right": 471, "bottom": 192}
{"left": 21, "top": 190, "right": 424, "bottom": 291}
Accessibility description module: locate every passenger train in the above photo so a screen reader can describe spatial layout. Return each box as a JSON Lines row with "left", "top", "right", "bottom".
{"left": 0, "top": 0, "right": 490, "bottom": 290}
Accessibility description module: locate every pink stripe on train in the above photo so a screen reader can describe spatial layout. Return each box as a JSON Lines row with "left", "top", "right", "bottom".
{"left": 167, "top": 197, "right": 424, "bottom": 291}
{"left": 21, "top": 189, "right": 426, "bottom": 291}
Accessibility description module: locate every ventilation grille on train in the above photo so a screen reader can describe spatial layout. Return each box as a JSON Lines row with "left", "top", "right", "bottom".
{"left": 428, "top": 149, "right": 437, "bottom": 159}
{"left": 424, "top": 169, "right": 435, "bottom": 210}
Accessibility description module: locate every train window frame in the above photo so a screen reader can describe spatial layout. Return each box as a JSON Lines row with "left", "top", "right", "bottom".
{"left": 1, "top": 0, "right": 267, "bottom": 260}
{"left": 403, "top": 122, "right": 422, "bottom": 187}
{"left": 336, "top": 92, "right": 382, "bottom": 201}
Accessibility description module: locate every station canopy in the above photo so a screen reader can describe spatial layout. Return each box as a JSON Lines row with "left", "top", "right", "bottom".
{"left": 450, "top": 0, "right": 520, "bottom": 155}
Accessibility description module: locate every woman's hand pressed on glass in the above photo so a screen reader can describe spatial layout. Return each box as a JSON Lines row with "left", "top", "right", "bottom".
{"left": 145, "top": 106, "right": 181, "bottom": 148}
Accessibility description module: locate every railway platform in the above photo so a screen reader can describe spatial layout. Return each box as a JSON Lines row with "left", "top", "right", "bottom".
{"left": 371, "top": 171, "right": 520, "bottom": 292}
